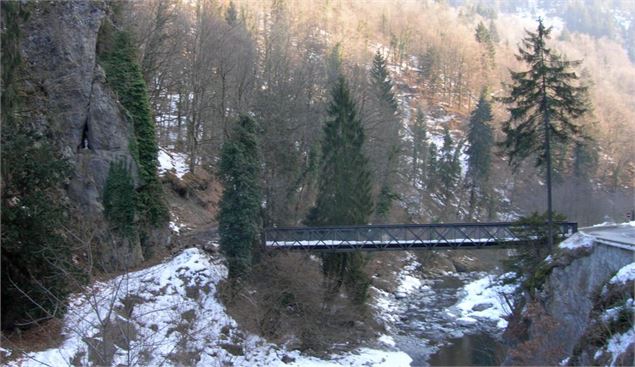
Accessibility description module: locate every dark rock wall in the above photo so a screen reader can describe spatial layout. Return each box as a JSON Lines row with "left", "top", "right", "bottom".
{"left": 18, "top": 1, "right": 160, "bottom": 268}
{"left": 504, "top": 243, "right": 634, "bottom": 365}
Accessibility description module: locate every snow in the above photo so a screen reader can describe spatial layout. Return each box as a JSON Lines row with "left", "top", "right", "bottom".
{"left": 609, "top": 262, "right": 635, "bottom": 285}
{"left": 378, "top": 334, "right": 396, "bottom": 347}
{"left": 8, "top": 248, "right": 411, "bottom": 367}
{"left": 602, "top": 299, "right": 634, "bottom": 323}
{"left": 558, "top": 232, "right": 595, "bottom": 250}
{"left": 396, "top": 254, "right": 422, "bottom": 293}
{"left": 606, "top": 328, "right": 635, "bottom": 366}
{"left": 158, "top": 148, "right": 189, "bottom": 178}
{"left": 169, "top": 221, "right": 185, "bottom": 234}
{"left": 454, "top": 273, "right": 519, "bottom": 329}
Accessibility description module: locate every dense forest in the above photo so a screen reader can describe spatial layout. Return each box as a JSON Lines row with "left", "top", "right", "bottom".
{"left": 127, "top": 0, "right": 634, "bottom": 227}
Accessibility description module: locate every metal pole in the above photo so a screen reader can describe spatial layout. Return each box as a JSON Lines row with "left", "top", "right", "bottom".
{"left": 544, "top": 97, "right": 554, "bottom": 249}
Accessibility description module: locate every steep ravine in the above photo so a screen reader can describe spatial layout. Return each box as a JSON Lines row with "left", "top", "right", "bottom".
{"left": 503, "top": 231, "right": 635, "bottom": 366}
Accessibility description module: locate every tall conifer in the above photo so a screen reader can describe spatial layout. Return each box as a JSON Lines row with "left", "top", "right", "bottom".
{"left": 218, "top": 116, "right": 263, "bottom": 278}
{"left": 500, "top": 19, "right": 589, "bottom": 247}
{"left": 369, "top": 50, "right": 400, "bottom": 220}
{"left": 307, "top": 77, "right": 373, "bottom": 303}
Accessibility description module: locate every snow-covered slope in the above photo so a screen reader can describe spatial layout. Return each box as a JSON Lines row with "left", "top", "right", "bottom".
{"left": 8, "top": 248, "right": 411, "bottom": 367}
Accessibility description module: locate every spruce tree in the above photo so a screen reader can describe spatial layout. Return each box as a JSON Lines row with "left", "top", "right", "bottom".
{"left": 466, "top": 92, "right": 494, "bottom": 218}
{"left": 307, "top": 76, "right": 373, "bottom": 304}
{"left": 99, "top": 30, "right": 168, "bottom": 228}
{"left": 369, "top": 50, "right": 400, "bottom": 220}
{"left": 466, "top": 92, "right": 494, "bottom": 185}
{"left": 489, "top": 20, "right": 500, "bottom": 43}
{"left": 218, "top": 116, "right": 263, "bottom": 278}
{"left": 411, "top": 109, "right": 428, "bottom": 184}
{"left": 225, "top": 1, "right": 238, "bottom": 26}
{"left": 370, "top": 50, "right": 398, "bottom": 111}
{"left": 438, "top": 128, "right": 461, "bottom": 200}
{"left": 426, "top": 143, "right": 439, "bottom": 192}
{"left": 103, "top": 161, "right": 137, "bottom": 239}
{"left": 500, "top": 19, "right": 590, "bottom": 247}
{"left": 475, "top": 21, "right": 495, "bottom": 68}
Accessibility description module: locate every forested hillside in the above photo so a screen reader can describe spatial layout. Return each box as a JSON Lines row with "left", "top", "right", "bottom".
{"left": 2, "top": 0, "right": 635, "bottom": 364}
{"left": 128, "top": 0, "right": 634, "bottom": 227}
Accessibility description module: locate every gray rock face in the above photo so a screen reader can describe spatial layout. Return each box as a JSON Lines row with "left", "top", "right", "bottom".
{"left": 18, "top": 1, "right": 157, "bottom": 268}
{"left": 504, "top": 243, "right": 634, "bottom": 365}
{"left": 20, "top": 1, "right": 140, "bottom": 213}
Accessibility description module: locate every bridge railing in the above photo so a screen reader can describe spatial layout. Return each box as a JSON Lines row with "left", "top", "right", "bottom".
{"left": 263, "top": 222, "right": 578, "bottom": 251}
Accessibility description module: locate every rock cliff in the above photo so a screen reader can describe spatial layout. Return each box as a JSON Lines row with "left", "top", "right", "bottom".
{"left": 504, "top": 234, "right": 634, "bottom": 365}
{"left": 17, "top": 1, "right": 165, "bottom": 268}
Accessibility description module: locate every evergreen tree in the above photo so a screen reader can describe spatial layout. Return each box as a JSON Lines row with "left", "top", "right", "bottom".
{"left": 475, "top": 21, "right": 495, "bottom": 67}
{"left": 419, "top": 46, "right": 441, "bottom": 94}
{"left": 306, "top": 77, "right": 373, "bottom": 304}
{"left": 426, "top": 143, "right": 439, "bottom": 192}
{"left": 225, "top": 1, "right": 238, "bottom": 26}
{"left": 369, "top": 50, "right": 400, "bottom": 220}
{"left": 572, "top": 140, "right": 598, "bottom": 179}
{"left": 326, "top": 43, "right": 343, "bottom": 88}
{"left": 1, "top": 2, "right": 81, "bottom": 329}
{"left": 500, "top": 19, "right": 590, "bottom": 247}
{"left": 370, "top": 50, "right": 398, "bottom": 111}
{"left": 103, "top": 161, "right": 137, "bottom": 239}
{"left": 466, "top": 92, "right": 494, "bottom": 185}
{"left": 411, "top": 109, "right": 428, "bottom": 184}
{"left": 438, "top": 128, "right": 461, "bottom": 200}
{"left": 489, "top": 20, "right": 500, "bottom": 43}
{"left": 99, "top": 30, "right": 168, "bottom": 228}
{"left": 466, "top": 92, "right": 494, "bottom": 217}
{"left": 218, "top": 116, "right": 263, "bottom": 278}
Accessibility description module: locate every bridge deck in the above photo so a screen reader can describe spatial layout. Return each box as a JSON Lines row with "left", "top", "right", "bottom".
{"left": 264, "top": 222, "right": 578, "bottom": 251}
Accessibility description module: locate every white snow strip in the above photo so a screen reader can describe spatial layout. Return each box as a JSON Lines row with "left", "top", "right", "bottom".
{"left": 609, "top": 262, "right": 635, "bottom": 285}
{"left": 559, "top": 232, "right": 595, "bottom": 250}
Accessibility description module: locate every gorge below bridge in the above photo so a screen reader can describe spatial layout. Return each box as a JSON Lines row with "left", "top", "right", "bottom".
{"left": 263, "top": 221, "right": 579, "bottom": 251}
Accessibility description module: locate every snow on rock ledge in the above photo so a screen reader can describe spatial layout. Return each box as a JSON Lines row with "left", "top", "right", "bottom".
{"left": 559, "top": 232, "right": 595, "bottom": 250}
{"left": 609, "top": 262, "right": 635, "bottom": 285}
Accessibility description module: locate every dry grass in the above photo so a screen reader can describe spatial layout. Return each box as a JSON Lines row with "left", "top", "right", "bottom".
{"left": 0, "top": 318, "right": 64, "bottom": 363}
{"left": 220, "top": 251, "right": 381, "bottom": 355}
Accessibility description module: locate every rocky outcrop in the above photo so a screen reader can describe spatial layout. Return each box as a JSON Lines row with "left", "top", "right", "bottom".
{"left": 504, "top": 238, "right": 634, "bottom": 365}
{"left": 20, "top": 1, "right": 139, "bottom": 212}
{"left": 17, "top": 1, "right": 164, "bottom": 268}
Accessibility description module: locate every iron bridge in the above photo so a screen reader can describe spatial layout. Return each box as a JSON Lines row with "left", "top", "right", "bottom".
{"left": 263, "top": 222, "right": 578, "bottom": 251}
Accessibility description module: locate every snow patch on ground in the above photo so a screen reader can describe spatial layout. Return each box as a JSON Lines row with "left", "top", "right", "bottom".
{"left": 605, "top": 328, "right": 635, "bottom": 366}
{"left": 454, "top": 273, "right": 519, "bottom": 329}
{"left": 158, "top": 148, "right": 189, "bottom": 178}
{"left": 609, "top": 262, "right": 635, "bottom": 285}
{"left": 9, "top": 248, "right": 411, "bottom": 367}
{"left": 559, "top": 232, "right": 595, "bottom": 250}
{"left": 396, "top": 263, "right": 422, "bottom": 294}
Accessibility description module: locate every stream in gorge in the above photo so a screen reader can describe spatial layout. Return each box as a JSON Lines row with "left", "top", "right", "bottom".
{"left": 380, "top": 267, "right": 511, "bottom": 366}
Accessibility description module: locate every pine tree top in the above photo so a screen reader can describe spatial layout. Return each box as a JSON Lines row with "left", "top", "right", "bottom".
{"left": 500, "top": 18, "right": 590, "bottom": 170}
